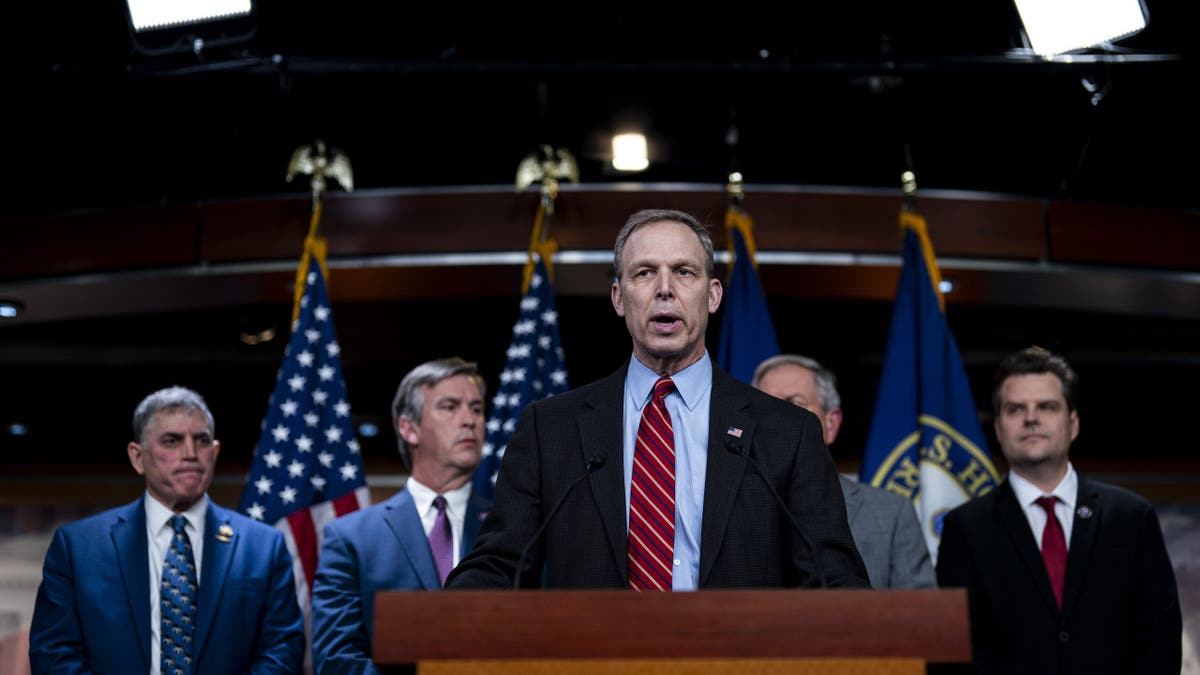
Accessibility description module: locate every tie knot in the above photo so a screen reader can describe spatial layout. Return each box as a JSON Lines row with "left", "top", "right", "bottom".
{"left": 432, "top": 495, "right": 448, "bottom": 514}
{"left": 1035, "top": 496, "right": 1057, "bottom": 513}
{"left": 651, "top": 377, "right": 675, "bottom": 401}
{"left": 170, "top": 515, "right": 188, "bottom": 535}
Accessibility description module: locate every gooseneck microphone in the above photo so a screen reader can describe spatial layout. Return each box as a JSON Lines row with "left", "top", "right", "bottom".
{"left": 725, "top": 438, "right": 828, "bottom": 588}
{"left": 512, "top": 452, "right": 608, "bottom": 590}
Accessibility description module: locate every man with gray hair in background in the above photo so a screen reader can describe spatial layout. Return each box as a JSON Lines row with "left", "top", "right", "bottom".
{"left": 754, "top": 354, "right": 936, "bottom": 589}
{"left": 30, "top": 385, "right": 304, "bottom": 674}
{"left": 312, "top": 357, "right": 491, "bottom": 674}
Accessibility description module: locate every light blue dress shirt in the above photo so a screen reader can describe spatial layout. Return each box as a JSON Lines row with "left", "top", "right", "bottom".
{"left": 623, "top": 354, "right": 711, "bottom": 590}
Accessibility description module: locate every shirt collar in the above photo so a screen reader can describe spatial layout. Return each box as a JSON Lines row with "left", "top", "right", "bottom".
{"left": 626, "top": 351, "right": 711, "bottom": 412}
{"left": 144, "top": 491, "right": 208, "bottom": 532}
{"left": 1009, "top": 462, "right": 1077, "bottom": 511}
{"left": 406, "top": 476, "right": 472, "bottom": 517}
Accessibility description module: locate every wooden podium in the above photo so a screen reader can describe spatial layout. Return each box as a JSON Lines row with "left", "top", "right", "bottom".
{"left": 373, "top": 589, "right": 970, "bottom": 674}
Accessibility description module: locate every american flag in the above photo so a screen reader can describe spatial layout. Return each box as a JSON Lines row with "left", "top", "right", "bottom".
{"left": 472, "top": 256, "right": 569, "bottom": 499}
{"left": 238, "top": 261, "right": 369, "bottom": 654}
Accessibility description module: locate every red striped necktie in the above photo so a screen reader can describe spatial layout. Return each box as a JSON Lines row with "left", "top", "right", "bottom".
{"left": 628, "top": 376, "right": 676, "bottom": 591}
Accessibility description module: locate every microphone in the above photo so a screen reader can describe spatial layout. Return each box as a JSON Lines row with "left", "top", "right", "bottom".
{"left": 512, "top": 452, "right": 608, "bottom": 590}
{"left": 725, "top": 437, "right": 827, "bottom": 588}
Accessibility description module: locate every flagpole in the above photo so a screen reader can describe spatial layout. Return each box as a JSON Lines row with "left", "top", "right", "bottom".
{"left": 716, "top": 171, "right": 780, "bottom": 384}
{"left": 472, "top": 146, "right": 576, "bottom": 499}
{"left": 240, "top": 139, "right": 364, "bottom": 675}
{"left": 516, "top": 144, "right": 577, "bottom": 291}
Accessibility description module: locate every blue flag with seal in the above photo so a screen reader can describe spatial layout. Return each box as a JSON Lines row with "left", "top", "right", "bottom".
{"left": 716, "top": 205, "right": 780, "bottom": 383}
{"left": 861, "top": 210, "right": 999, "bottom": 558}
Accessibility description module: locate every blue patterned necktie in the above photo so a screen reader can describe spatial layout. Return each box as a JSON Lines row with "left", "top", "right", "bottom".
{"left": 161, "top": 515, "right": 197, "bottom": 675}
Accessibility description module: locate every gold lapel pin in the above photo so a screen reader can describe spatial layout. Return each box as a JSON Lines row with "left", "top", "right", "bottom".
{"left": 216, "top": 524, "right": 234, "bottom": 542}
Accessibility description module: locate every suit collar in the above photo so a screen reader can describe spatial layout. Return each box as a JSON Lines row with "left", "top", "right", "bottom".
{"left": 113, "top": 498, "right": 151, "bottom": 672}
{"left": 461, "top": 489, "right": 490, "bottom": 559}
{"left": 384, "top": 488, "right": 442, "bottom": 589}
{"left": 698, "top": 366, "right": 754, "bottom": 586}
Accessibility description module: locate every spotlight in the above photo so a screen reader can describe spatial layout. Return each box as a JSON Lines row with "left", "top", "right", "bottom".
{"left": 1014, "top": 0, "right": 1147, "bottom": 57}
{"left": 124, "top": 0, "right": 257, "bottom": 56}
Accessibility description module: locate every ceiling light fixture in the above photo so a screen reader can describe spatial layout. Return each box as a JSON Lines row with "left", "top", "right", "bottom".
{"left": 0, "top": 300, "right": 23, "bottom": 319}
{"left": 1014, "top": 0, "right": 1147, "bottom": 58}
{"left": 611, "top": 133, "right": 649, "bottom": 172}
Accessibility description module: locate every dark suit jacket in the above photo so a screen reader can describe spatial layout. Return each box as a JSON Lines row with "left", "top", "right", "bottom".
{"left": 311, "top": 486, "right": 490, "bottom": 675}
{"left": 446, "top": 361, "right": 869, "bottom": 589}
{"left": 30, "top": 496, "right": 304, "bottom": 675}
{"left": 841, "top": 476, "right": 936, "bottom": 589}
{"left": 937, "top": 477, "right": 1181, "bottom": 675}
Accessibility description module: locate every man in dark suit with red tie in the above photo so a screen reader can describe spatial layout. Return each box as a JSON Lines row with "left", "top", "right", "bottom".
{"left": 937, "top": 347, "right": 1181, "bottom": 674}
{"left": 447, "top": 208, "right": 868, "bottom": 591}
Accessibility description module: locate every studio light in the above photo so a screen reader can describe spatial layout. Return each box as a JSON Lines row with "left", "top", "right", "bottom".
{"left": 611, "top": 133, "right": 649, "bottom": 172}
{"left": 124, "top": 0, "right": 257, "bottom": 56}
{"left": 126, "top": 0, "right": 252, "bottom": 32}
{"left": 1014, "top": 0, "right": 1147, "bottom": 57}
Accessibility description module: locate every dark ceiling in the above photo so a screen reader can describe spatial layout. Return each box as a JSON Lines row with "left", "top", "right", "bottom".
{"left": 5, "top": 1, "right": 1199, "bottom": 216}
{"left": 3, "top": 2, "right": 1199, "bottom": 491}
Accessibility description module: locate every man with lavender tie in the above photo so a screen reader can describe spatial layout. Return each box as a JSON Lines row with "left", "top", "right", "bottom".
{"left": 312, "top": 357, "right": 490, "bottom": 674}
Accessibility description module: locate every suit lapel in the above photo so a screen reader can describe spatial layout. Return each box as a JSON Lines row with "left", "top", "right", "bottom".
{"left": 1061, "top": 476, "right": 1101, "bottom": 619}
{"left": 841, "top": 477, "right": 863, "bottom": 527}
{"left": 193, "top": 502, "right": 236, "bottom": 659}
{"left": 698, "top": 367, "right": 753, "bottom": 587}
{"left": 579, "top": 366, "right": 629, "bottom": 580}
{"left": 993, "top": 481, "right": 1059, "bottom": 614}
{"left": 112, "top": 498, "right": 152, "bottom": 672}
{"left": 386, "top": 489, "right": 441, "bottom": 590}
{"left": 461, "top": 489, "right": 490, "bottom": 557}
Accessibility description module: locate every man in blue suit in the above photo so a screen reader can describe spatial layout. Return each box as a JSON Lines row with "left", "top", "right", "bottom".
{"left": 30, "top": 386, "right": 304, "bottom": 675}
{"left": 312, "top": 357, "right": 490, "bottom": 674}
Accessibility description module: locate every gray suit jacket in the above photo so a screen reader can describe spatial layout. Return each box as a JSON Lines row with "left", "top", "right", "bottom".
{"left": 447, "top": 361, "right": 869, "bottom": 589}
{"left": 840, "top": 475, "right": 936, "bottom": 589}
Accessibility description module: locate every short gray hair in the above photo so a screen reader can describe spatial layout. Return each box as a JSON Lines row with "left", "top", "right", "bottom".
{"left": 752, "top": 354, "right": 842, "bottom": 411}
{"left": 132, "top": 386, "right": 214, "bottom": 444}
{"left": 391, "top": 357, "right": 486, "bottom": 469}
{"left": 612, "top": 209, "right": 715, "bottom": 280}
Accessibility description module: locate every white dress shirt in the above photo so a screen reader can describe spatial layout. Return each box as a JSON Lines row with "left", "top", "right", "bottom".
{"left": 1008, "top": 463, "right": 1078, "bottom": 550}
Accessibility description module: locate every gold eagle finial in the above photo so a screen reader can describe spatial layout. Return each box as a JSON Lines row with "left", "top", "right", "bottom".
{"left": 515, "top": 144, "right": 579, "bottom": 197}
{"left": 287, "top": 140, "right": 354, "bottom": 200}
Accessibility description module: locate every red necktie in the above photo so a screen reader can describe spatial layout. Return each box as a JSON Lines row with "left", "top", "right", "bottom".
{"left": 1035, "top": 496, "right": 1067, "bottom": 609}
{"left": 628, "top": 376, "right": 676, "bottom": 591}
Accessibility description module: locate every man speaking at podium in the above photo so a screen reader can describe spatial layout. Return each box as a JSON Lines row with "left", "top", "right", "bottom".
{"left": 447, "top": 208, "right": 868, "bottom": 590}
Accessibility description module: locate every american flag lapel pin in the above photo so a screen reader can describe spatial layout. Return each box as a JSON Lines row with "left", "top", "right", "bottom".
{"left": 726, "top": 426, "right": 743, "bottom": 439}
